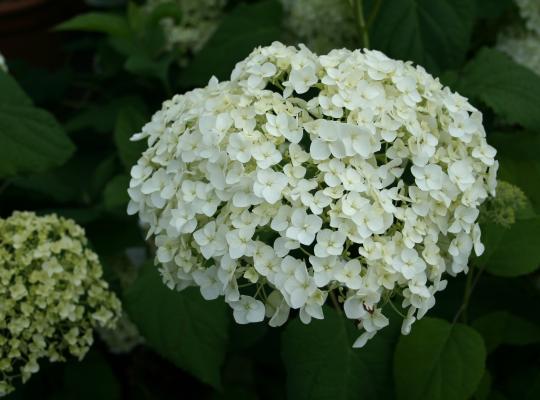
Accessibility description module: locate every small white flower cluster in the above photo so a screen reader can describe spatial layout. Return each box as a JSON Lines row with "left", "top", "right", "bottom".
{"left": 497, "top": 0, "right": 540, "bottom": 76}
{"left": 280, "top": 0, "right": 357, "bottom": 53}
{"left": 516, "top": 0, "right": 540, "bottom": 35}
{"left": 98, "top": 312, "right": 144, "bottom": 354}
{"left": 128, "top": 42, "right": 497, "bottom": 347}
{"left": 0, "top": 212, "right": 121, "bottom": 396}
{"left": 146, "top": 0, "right": 226, "bottom": 64}
{"left": 0, "top": 52, "right": 7, "bottom": 73}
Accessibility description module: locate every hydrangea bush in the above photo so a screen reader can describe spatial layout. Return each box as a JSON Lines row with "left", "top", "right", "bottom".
{"left": 127, "top": 42, "right": 497, "bottom": 347}
{"left": 0, "top": 212, "right": 122, "bottom": 396}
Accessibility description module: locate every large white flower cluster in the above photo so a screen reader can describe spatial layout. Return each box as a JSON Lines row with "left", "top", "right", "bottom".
{"left": 497, "top": 0, "right": 540, "bottom": 76}
{"left": 280, "top": 0, "right": 357, "bottom": 53}
{"left": 0, "top": 212, "right": 121, "bottom": 396}
{"left": 128, "top": 42, "right": 497, "bottom": 347}
{"left": 146, "top": 0, "right": 226, "bottom": 63}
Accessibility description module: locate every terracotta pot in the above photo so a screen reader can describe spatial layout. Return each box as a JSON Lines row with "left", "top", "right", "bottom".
{"left": 0, "top": 0, "right": 86, "bottom": 67}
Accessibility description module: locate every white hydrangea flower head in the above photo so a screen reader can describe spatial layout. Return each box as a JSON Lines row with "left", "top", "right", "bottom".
{"left": 0, "top": 212, "right": 122, "bottom": 396}
{"left": 280, "top": 0, "right": 357, "bottom": 53}
{"left": 516, "top": 0, "right": 540, "bottom": 35}
{"left": 146, "top": 0, "right": 226, "bottom": 63}
{"left": 128, "top": 42, "right": 497, "bottom": 348}
{"left": 0, "top": 52, "right": 7, "bottom": 73}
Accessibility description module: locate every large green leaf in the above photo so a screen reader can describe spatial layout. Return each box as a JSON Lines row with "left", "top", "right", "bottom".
{"left": 281, "top": 307, "right": 399, "bottom": 400}
{"left": 489, "top": 132, "right": 540, "bottom": 212}
{"left": 53, "top": 351, "right": 121, "bottom": 400}
{"left": 472, "top": 311, "right": 540, "bottom": 353}
{"left": 55, "top": 12, "right": 130, "bottom": 36}
{"left": 394, "top": 318, "right": 486, "bottom": 400}
{"left": 114, "top": 102, "right": 148, "bottom": 170}
{"left": 0, "top": 72, "right": 75, "bottom": 178}
{"left": 503, "top": 368, "right": 540, "bottom": 400}
{"left": 478, "top": 218, "right": 540, "bottom": 277}
{"left": 124, "top": 264, "right": 230, "bottom": 389}
{"left": 180, "top": 0, "right": 283, "bottom": 86}
{"left": 103, "top": 174, "right": 130, "bottom": 215}
{"left": 368, "top": 0, "right": 475, "bottom": 71}
{"left": 456, "top": 49, "right": 540, "bottom": 131}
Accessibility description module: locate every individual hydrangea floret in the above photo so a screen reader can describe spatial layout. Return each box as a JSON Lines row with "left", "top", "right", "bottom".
{"left": 145, "top": 0, "right": 226, "bottom": 64}
{"left": 280, "top": 0, "right": 357, "bottom": 53}
{"left": 0, "top": 212, "right": 121, "bottom": 396}
{"left": 128, "top": 42, "right": 498, "bottom": 348}
{"left": 479, "top": 181, "right": 528, "bottom": 228}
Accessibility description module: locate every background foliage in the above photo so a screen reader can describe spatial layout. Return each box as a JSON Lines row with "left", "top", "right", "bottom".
{"left": 1, "top": 0, "right": 539, "bottom": 399}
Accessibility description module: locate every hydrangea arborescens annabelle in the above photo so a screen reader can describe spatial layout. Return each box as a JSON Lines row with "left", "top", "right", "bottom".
{"left": 146, "top": 0, "right": 226, "bottom": 63}
{"left": 127, "top": 42, "right": 498, "bottom": 348}
{"left": 0, "top": 212, "right": 121, "bottom": 396}
{"left": 280, "top": 0, "right": 357, "bottom": 53}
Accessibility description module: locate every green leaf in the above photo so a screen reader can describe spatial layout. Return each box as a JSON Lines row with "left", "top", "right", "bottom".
{"left": 103, "top": 174, "right": 130, "bottom": 214}
{"left": 53, "top": 351, "right": 121, "bottom": 400}
{"left": 0, "top": 73, "right": 75, "bottom": 178}
{"left": 478, "top": 217, "right": 540, "bottom": 277}
{"left": 281, "top": 307, "right": 400, "bottom": 400}
{"left": 474, "top": 371, "right": 492, "bottom": 400}
{"left": 55, "top": 12, "right": 130, "bottom": 36}
{"left": 489, "top": 132, "right": 540, "bottom": 213}
{"left": 124, "top": 264, "right": 230, "bottom": 388}
{"left": 181, "top": 0, "right": 283, "bottom": 86}
{"left": 503, "top": 368, "right": 540, "bottom": 400}
{"left": 472, "top": 311, "right": 540, "bottom": 353}
{"left": 114, "top": 102, "right": 148, "bottom": 170}
{"left": 368, "top": 0, "right": 475, "bottom": 71}
{"left": 456, "top": 49, "right": 540, "bottom": 131}
{"left": 394, "top": 317, "right": 486, "bottom": 400}
{"left": 475, "top": 0, "right": 513, "bottom": 19}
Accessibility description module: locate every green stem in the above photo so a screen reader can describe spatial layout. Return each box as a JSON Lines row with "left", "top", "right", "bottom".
{"left": 460, "top": 267, "right": 474, "bottom": 323}
{"left": 355, "top": 0, "right": 370, "bottom": 49}
{"left": 367, "top": 0, "right": 383, "bottom": 29}
{"left": 329, "top": 290, "right": 342, "bottom": 315}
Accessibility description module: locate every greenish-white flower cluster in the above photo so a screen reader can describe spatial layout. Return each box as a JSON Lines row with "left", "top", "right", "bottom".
{"left": 280, "top": 0, "right": 357, "bottom": 53}
{"left": 497, "top": 0, "right": 540, "bottom": 76}
{"left": 128, "top": 42, "right": 497, "bottom": 348}
{"left": 479, "top": 181, "right": 528, "bottom": 228}
{"left": 146, "top": 0, "right": 226, "bottom": 64}
{"left": 0, "top": 212, "right": 121, "bottom": 396}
